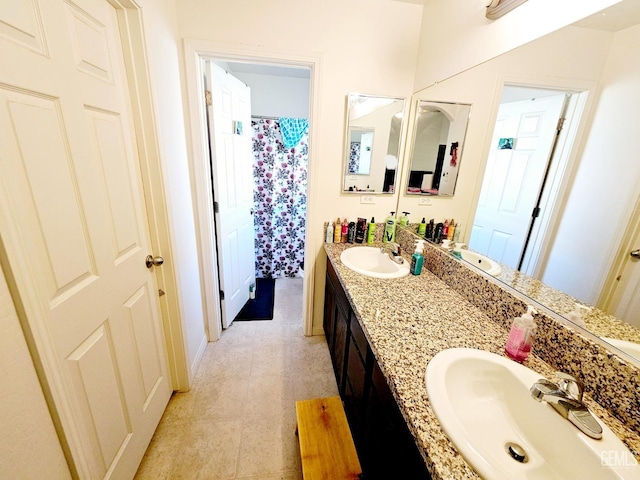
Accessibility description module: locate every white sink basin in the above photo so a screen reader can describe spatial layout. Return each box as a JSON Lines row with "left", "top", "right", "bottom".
{"left": 457, "top": 249, "right": 502, "bottom": 276}
{"left": 425, "top": 348, "right": 640, "bottom": 480}
{"left": 340, "top": 246, "right": 410, "bottom": 279}
{"left": 603, "top": 337, "right": 640, "bottom": 361}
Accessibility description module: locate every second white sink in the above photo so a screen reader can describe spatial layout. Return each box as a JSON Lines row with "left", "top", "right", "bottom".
{"left": 425, "top": 348, "right": 640, "bottom": 479}
{"left": 340, "top": 246, "right": 410, "bottom": 279}
{"left": 456, "top": 249, "right": 502, "bottom": 276}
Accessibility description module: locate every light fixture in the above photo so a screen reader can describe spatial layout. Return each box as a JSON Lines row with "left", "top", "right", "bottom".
{"left": 486, "top": 0, "right": 528, "bottom": 20}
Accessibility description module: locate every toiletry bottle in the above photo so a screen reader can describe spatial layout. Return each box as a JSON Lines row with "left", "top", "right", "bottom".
{"left": 452, "top": 223, "right": 461, "bottom": 243}
{"left": 341, "top": 218, "right": 348, "bottom": 243}
{"left": 325, "top": 220, "right": 333, "bottom": 243}
{"left": 355, "top": 218, "right": 366, "bottom": 243}
{"left": 505, "top": 306, "right": 538, "bottom": 363}
{"left": 447, "top": 219, "right": 455, "bottom": 240}
{"left": 367, "top": 217, "right": 376, "bottom": 244}
{"left": 410, "top": 240, "right": 426, "bottom": 275}
{"left": 426, "top": 219, "right": 434, "bottom": 241}
{"left": 333, "top": 217, "right": 341, "bottom": 243}
{"left": 347, "top": 221, "right": 356, "bottom": 243}
{"left": 434, "top": 222, "right": 444, "bottom": 243}
{"left": 418, "top": 217, "right": 427, "bottom": 236}
{"left": 383, "top": 212, "right": 397, "bottom": 243}
{"left": 400, "top": 211, "right": 410, "bottom": 226}
{"left": 442, "top": 219, "right": 449, "bottom": 239}
{"left": 567, "top": 303, "right": 590, "bottom": 329}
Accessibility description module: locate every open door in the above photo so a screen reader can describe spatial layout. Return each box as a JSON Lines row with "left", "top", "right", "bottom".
{"left": 206, "top": 61, "right": 256, "bottom": 328}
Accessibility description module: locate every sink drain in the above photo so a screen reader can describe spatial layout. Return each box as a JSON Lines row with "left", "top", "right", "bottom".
{"left": 505, "top": 442, "right": 528, "bottom": 463}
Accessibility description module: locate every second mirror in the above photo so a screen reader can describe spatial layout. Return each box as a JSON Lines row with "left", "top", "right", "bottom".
{"left": 405, "top": 100, "right": 471, "bottom": 197}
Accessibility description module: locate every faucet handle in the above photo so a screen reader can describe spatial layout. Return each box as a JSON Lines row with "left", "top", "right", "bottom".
{"left": 556, "top": 372, "right": 584, "bottom": 402}
{"left": 392, "top": 242, "right": 401, "bottom": 254}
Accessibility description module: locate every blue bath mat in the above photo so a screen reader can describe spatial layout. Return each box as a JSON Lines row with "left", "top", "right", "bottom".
{"left": 234, "top": 278, "right": 275, "bottom": 321}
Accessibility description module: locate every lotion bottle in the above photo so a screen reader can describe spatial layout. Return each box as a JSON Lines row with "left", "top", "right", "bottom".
{"left": 383, "top": 212, "right": 397, "bottom": 243}
{"left": 400, "top": 211, "right": 410, "bottom": 226}
{"left": 325, "top": 220, "right": 333, "bottom": 243}
{"left": 410, "top": 240, "right": 426, "bottom": 275}
{"left": 418, "top": 217, "right": 427, "bottom": 236}
{"left": 505, "top": 306, "right": 537, "bottom": 363}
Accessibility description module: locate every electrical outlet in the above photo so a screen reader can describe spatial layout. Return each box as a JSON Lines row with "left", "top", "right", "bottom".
{"left": 418, "top": 198, "right": 432, "bottom": 206}
{"left": 360, "top": 195, "right": 375, "bottom": 204}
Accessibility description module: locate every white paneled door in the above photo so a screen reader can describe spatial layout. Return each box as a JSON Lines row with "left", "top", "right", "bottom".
{"left": 0, "top": 1, "right": 171, "bottom": 478}
{"left": 469, "top": 94, "right": 566, "bottom": 269}
{"left": 206, "top": 62, "right": 256, "bottom": 328}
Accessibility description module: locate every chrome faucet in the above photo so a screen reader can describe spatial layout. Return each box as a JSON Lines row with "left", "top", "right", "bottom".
{"left": 530, "top": 372, "right": 603, "bottom": 439}
{"left": 380, "top": 243, "right": 404, "bottom": 264}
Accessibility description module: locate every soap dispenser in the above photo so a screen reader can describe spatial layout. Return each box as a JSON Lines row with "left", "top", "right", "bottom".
{"left": 400, "top": 211, "right": 410, "bottom": 226}
{"left": 505, "top": 306, "right": 537, "bottom": 363}
{"left": 410, "top": 240, "right": 426, "bottom": 275}
{"left": 567, "top": 303, "right": 590, "bottom": 329}
{"left": 384, "top": 212, "right": 397, "bottom": 243}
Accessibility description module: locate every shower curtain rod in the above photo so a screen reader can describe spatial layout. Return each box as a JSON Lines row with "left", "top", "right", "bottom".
{"left": 252, "top": 115, "right": 279, "bottom": 120}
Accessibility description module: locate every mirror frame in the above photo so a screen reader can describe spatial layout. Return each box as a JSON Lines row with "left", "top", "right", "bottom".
{"left": 342, "top": 93, "right": 406, "bottom": 194}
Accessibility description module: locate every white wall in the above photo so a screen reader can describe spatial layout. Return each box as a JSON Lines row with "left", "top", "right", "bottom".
{"left": 543, "top": 23, "right": 640, "bottom": 303}
{"left": 397, "top": 26, "right": 613, "bottom": 250}
{"left": 0, "top": 270, "right": 72, "bottom": 479}
{"left": 140, "top": 0, "right": 207, "bottom": 385}
{"left": 176, "top": 0, "right": 423, "bottom": 332}
{"left": 415, "top": 0, "right": 623, "bottom": 90}
{"left": 232, "top": 71, "right": 310, "bottom": 118}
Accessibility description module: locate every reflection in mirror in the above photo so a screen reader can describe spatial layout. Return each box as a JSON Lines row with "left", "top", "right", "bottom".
{"left": 343, "top": 93, "right": 405, "bottom": 193}
{"left": 348, "top": 128, "right": 374, "bottom": 175}
{"left": 405, "top": 100, "right": 471, "bottom": 196}
{"left": 396, "top": 1, "right": 640, "bottom": 363}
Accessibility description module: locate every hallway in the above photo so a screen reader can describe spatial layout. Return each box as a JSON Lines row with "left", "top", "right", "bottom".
{"left": 135, "top": 277, "right": 338, "bottom": 479}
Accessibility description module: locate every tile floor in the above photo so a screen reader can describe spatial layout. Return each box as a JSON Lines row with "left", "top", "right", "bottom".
{"left": 135, "top": 277, "right": 339, "bottom": 480}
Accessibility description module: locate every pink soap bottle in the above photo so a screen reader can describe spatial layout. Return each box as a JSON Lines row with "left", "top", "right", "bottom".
{"left": 505, "top": 306, "right": 537, "bottom": 363}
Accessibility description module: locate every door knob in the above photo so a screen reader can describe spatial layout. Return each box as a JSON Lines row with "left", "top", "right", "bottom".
{"left": 146, "top": 255, "right": 164, "bottom": 268}
{"left": 631, "top": 249, "right": 640, "bottom": 259}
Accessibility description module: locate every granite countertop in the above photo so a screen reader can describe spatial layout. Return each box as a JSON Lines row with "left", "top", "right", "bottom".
{"left": 324, "top": 242, "right": 640, "bottom": 480}
{"left": 496, "top": 264, "right": 640, "bottom": 346}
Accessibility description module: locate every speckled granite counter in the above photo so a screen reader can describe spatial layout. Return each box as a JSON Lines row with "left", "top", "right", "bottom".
{"left": 324, "top": 239, "right": 640, "bottom": 480}
{"left": 495, "top": 263, "right": 640, "bottom": 347}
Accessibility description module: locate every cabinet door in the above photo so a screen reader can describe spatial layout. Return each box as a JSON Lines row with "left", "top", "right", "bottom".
{"left": 323, "top": 279, "right": 336, "bottom": 351}
{"left": 343, "top": 335, "right": 368, "bottom": 445}
{"left": 363, "top": 361, "right": 431, "bottom": 479}
{"left": 333, "top": 302, "right": 349, "bottom": 394}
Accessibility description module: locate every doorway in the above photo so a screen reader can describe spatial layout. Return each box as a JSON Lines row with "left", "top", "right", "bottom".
{"left": 181, "top": 39, "right": 320, "bottom": 343}
{"left": 469, "top": 85, "right": 578, "bottom": 276}
{"left": 205, "top": 60, "right": 311, "bottom": 330}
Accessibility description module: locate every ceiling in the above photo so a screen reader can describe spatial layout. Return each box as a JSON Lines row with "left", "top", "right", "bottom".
{"left": 573, "top": 0, "right": 640, "bottom": 31}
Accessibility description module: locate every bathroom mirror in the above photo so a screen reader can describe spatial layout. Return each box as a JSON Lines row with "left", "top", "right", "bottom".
{"left": 405, "top": 100, "right": 471, "bottom": 196}
{"left": 396, "top": 1, "right": 640, "bottom": 360}
{"left": 342, "top": 93, "right": 406, "bottom": 193}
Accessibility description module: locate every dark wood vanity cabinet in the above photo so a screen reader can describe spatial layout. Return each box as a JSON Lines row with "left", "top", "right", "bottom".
{"left": 324, "top": 260, "right": 431, "bottom": 479}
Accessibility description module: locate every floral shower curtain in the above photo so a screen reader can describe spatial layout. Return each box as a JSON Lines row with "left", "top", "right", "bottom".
{"left": 252, "top": 118, "right": 308, "bottom": 278}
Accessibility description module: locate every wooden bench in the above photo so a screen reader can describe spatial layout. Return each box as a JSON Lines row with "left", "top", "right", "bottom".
{"left": 295, "top": 396, "right": 363, "bottom": 479}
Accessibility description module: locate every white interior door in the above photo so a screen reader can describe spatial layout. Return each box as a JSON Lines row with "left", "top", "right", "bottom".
{"left": 608, "top": 203, "right": 640, "bottom": 329}
{"left": 0, "top": 1, "right": 171, "bottom": 478}
{"left": 206, "top": 62, "right": 255, "bottom": 328}
{"left": 469, "top": 94, "right": 566, "bottom": 269}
